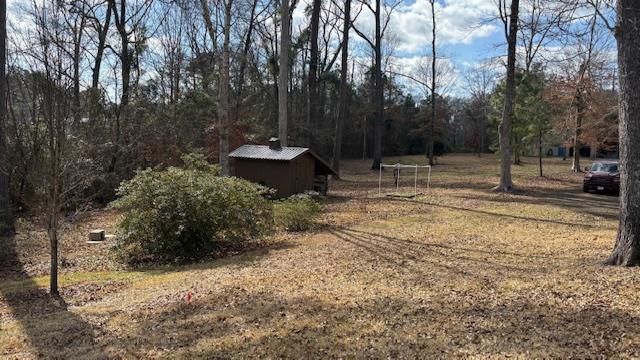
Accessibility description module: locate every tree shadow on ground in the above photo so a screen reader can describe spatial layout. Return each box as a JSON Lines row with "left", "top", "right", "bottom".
{"left": 117, "top": 288, "right": 451, "bottom": 358}
{"left": 326, "top": 226, "right": 556, "bottom": 285}
{"left": 125, "top": 239, "right": 298, "bottom": 277}
{"left": 113, "top": 274, "right": 640, "bottom": 358}
{"left": 335, "top": 226, "right": 574, "bottom": 261}
{"left": 328, "top": 226, "right": 486, "bottom": 280}
{"left": 451, "top": 299, "right": 640, "bottom": 357}
{"left": 0, "top": 234, "right": 296, "bottom": 358}
{"left": 451, "top": 187, "right": 619, "bottom": 222}
{"left": 0, "top": 235, "right": 106, "bottom": 358}
{"left": 379, "top": 196, "right": 610, "bottom": 229}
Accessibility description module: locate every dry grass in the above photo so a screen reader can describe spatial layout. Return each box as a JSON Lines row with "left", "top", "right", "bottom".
{"left": 2, "top": 154, "right": 639, "bottom": 359}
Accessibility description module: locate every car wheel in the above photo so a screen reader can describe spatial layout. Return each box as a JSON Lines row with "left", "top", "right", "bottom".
{"left": 583, "top": 185, "right": 589, "bottom": 193}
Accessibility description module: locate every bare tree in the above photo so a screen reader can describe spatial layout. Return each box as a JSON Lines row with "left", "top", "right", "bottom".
{"left": 519, "top": 0, "right": 573, "bottom": 74}
{"left": 352, "top": 0, "right": 401, "bottom": 169}
{"left": 465, "top": 63, "right": 497, "bottom": 157}
{"left": 218, "top": 0, "right": 233, "bottom": 175}
{"left": 199, "top": 0, "right": 232, "bottom": 174}
{"left": 546, "top": 1, "right": 609, "bottom": 173}
{"left": 427, "top": 0, "right": 436, "bottom": 166}
{"left": 570, "top": 7, "right": 600, "bottom": 172}
{"left": 234, "top": 0, "right": 259, "bottom": 114}
{"left": 20, "top": 0, "right": 95, "bottom": 294}
{"left": 511, "top": 0, "right": 573, "bottom": 165}
{"left": 494, "top": 0, "right": 520, "bottom": 192}
{"left": 198, "top": 0, "right": 217, "bottom": 75}
{"left": 308, "top": 0, "right": 322, "bottom": 146}
{"left": 605, "top": 0, "right": 640, "bottom": 266}
{"left": 109, "top": 0, "right": 154, "bottom": 173}
{"left": 88, "top": 0, "right": 113, "bottom": 91}
{"left": 0, "top": 0, "right": 12, "bottom": 235}
{"left": 75, "top": 0, "right": 113, "bottom": 125}
{"left": 332, "top": 0, "right": 351, "bottom": 178}
{"left": 279, "top": 0, "right": 290, "bottom": 145}
{"left": 570, "top": 62, "right": 588, "bottom": 172}
{"left": 64, "top": 2, "right": 87, "bottom": 128}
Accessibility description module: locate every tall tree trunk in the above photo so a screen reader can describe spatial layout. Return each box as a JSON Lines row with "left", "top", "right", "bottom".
{"left": 539, "top": 127, "right": 543, "bottom": 177}
{"left": 109, "top": 0, "right": 131, "bottom": 174}
{"left": 371, "top": 0, "right": 383, "bottom": 170}
{"left": 427, "top": 0, "right": 436, "bottom": 166}
{"left": 362, "top": 116, "right": 367, "bottom": 159}
{"left": 94, "top": 1, "right": 113, "bottom": 90}
{"left": 48, "top": 213, "right": 59, "bottom": 295}
{"left": 235, "top": 0, "right": 258, "bottom": 109}
{"left": 199, "top": 0, "right": 218, "bottom": 75}
{"left": 479, "top": 99, "right": 487, "bottom": 157}
{"left": 571, "top": 120, "right": 582, "bottom": 171}
{"left": 571, "top": 85, "right": 584, "bottom": 172}
{"left": 87, "top": 0, "right": 113, "bottom": 130}
{"left": 230, "top": 0, "right": 257, "bottom": 149}
{"left": 67, "top": 0, "right": 87, "bottom": 129}
{"left": 513, "top": 147, "right": 521, "bottom": 165}
{"left": 272, "top": 73, "right": 279, "bottom": 130}
{"left": 72, "top": 22, "right": 82, "bottom": 128}
{"left": 332, "top": 0, "right": 351, "bottom": 178}
{"left": 200, "top": 0, "right": 228, "bottom": 167}
{"left": 605, "top": 0, "right": 640, "bottom": 266}
{"left": 46, "top": 102, "right": 61, "bottom": 296}
{"left": 494, "top": 0, "right": 519, "bottom": 192}
{"left": 278, "top": 0, "right": 290, "bottom": 146}
{"left": 308, "top": 0, "right": 321, "bottom": 147}
{"left": 218, "top": 0, "right": 232, "bottom": 176}
{"left": 0, "top": 0, "right": 12, "bottom": 235}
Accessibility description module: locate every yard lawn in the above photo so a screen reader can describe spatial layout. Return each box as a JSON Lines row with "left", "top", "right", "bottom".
{"left": 2, "top": 154, "right": 639, "bottom": 359}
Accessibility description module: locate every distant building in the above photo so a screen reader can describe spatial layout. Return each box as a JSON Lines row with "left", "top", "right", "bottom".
{"left": 229, "top": 138, "right": 337, "bottom": 198}
{"left": 541, "top": 145, "right": 619, "bottom": 159}
{"left": 535, "top": 133, "right": 619, "bottom": 160}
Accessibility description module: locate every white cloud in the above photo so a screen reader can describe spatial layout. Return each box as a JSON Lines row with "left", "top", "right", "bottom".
{"left": 387, "top": 55, "right": 461, "bottom": 96}
{"left": 353, "top": 0, "right": 498, "bottom": 54}
{"left": 7, "top": 0, "right": 21, "bottom": 9}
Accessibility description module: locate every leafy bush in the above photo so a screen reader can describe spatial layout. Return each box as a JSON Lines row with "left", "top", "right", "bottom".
{"left": 274, "top": 194, "right": 323, "bottom": 232}
{"left": 180, "top": 151, "right": 220, "bottom": 174}
{"left": 111, "top": 162, "right": 272, "bottom": 264}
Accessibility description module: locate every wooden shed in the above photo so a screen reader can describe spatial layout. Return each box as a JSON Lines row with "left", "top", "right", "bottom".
{"left": 229, "top": 138, "right": 337, "bottom": 198}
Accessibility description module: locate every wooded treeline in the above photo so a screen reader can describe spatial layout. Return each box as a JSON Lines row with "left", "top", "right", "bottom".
{"left": 3, "top": 0, "right": 434, "bottom": 210}
{"left": 1, "top": 0, "right": 620, "bottom": 212}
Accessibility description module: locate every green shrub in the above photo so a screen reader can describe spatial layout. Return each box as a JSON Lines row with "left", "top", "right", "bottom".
{"left": 111, "top": 164, "right": 273, "bottom": 264}
{"left": 274, "top": 194, "right": 323, "bottom": 232}
{"left": 180, "top": 151, "right": 220, "bottom": 174}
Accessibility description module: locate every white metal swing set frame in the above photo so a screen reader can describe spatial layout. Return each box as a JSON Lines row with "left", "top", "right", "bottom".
{"left": 378, "top": 163, "right": 432, "bottom": 197}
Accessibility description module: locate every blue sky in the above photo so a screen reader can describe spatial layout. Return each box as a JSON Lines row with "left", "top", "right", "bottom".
{"left": 330, "top": 0, "right": 508, "bottom": 97}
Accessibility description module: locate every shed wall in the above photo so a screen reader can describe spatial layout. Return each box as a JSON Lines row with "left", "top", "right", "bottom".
{"left": 293, "top": 155, "right": 316, "bottom": 193}
{"left": 232, "top": 158, "right": 319, "bottom": 197}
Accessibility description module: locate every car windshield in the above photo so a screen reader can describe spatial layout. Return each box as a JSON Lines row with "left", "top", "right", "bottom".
{"left": 591, "top": 163, "right": 618, "bottom": 173}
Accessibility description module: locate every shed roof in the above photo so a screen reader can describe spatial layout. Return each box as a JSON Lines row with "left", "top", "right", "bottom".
{"left": 229, "top": 145, "right": 308, "bottom": 161}
{"left": 229, "top": 144, "right": 337, "bottom": 175}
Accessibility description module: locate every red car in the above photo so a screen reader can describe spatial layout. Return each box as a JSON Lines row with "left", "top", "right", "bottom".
{"left": 583, "top": 161, "right": 620, "bottom": 195}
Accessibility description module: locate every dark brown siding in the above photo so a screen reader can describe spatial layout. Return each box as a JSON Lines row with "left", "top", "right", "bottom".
{"left": 230, "top": 155, "right": 320, "bottom": 198}
{"left": 294, "top": 155, "right": 316, "bottom": 193}
{"left": 231, "top": 158, "right": 293, "bottom": 197}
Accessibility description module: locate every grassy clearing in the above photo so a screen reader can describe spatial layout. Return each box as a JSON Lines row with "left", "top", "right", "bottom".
{"left": 1, "top": 154, "right": 639, "bottom": 359}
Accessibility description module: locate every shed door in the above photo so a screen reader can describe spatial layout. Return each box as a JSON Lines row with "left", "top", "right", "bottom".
{"left": 295, "top": 158, "right": 309, "bottom": 193}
